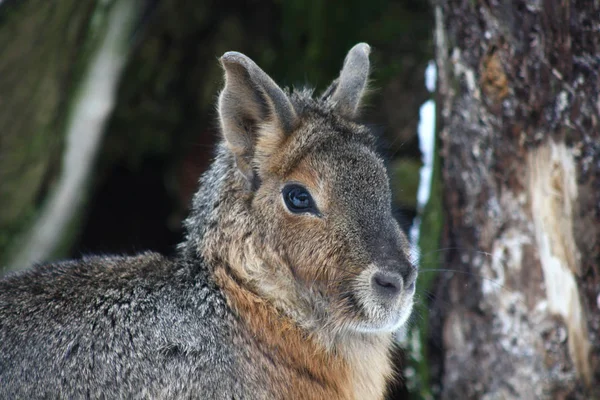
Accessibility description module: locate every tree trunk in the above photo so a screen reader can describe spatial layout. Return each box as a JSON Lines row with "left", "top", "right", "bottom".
{"left": 0, "top": 0, "right": 97, "bottom": 267}
{"left": 431, "top": 0, "right": 600, "bottom": 398}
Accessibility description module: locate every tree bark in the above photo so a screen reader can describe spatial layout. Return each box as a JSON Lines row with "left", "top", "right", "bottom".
{"left": 432, "top": 0, "right": 600, "bottom": 398}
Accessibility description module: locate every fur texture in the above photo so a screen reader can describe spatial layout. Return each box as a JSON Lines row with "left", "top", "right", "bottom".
{"left": 0, "top": 43, "right": 417, "bottom": 399}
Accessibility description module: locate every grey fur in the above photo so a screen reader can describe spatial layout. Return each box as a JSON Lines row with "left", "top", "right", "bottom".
{"left": 329, "top": 43, "right": 371, "bottom": 117}
{"left": 0, "top": 43, "right": 416, "bottom": 399}
{"left": 0, "top": 253, "right": 253, "bottom": 398}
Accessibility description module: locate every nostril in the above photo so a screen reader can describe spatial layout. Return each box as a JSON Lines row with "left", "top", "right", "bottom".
{"left": 372, "top": 272, "right": 402, "bottom": 298}
{"left": 405, "top": 269, "right": 418, "bottom": 292}
{"left": 376, "top": 276, "right": 396, "bottom": 289}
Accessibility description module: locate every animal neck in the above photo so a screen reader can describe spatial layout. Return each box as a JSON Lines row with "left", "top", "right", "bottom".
{"left": 180, "top": 145, "right": 300, "bottom": 308}
{"left": 338, "top": 332, "right": 395, "bottom": 400}
{"left": 214, "top": 265, "right": 394, "bottom": 400}
{"left": 179, "top": 143, "right": 395, "bottom": 399}
{"left": 179, "top": 143, "right": 245, "bottom": 267}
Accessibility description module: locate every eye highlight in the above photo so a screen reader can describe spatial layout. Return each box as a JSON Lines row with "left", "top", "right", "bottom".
{"left": 282, "top": 184, "right": 318, "bottom": 215}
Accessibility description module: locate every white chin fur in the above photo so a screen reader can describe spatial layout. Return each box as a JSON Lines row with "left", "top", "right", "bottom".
{"left": 350, "top": 265, "right": 414, "bottom": 333}
{"left": 353, "top": 305, "right": 412, "bottom": 333}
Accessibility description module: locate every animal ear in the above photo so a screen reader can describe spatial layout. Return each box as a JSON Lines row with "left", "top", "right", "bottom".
{"left": 323, "top": 43, "right": 371, "bottom": 118}
{"left": 218, "top": 52, "right": 298, "bottom": 183}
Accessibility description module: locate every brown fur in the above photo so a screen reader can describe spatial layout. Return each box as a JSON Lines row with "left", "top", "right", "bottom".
{"left": 215, "top": 266, "right": 394, "bottom": 400}
{"left": 201, "top": 125, "right": 401, "bottom": 398}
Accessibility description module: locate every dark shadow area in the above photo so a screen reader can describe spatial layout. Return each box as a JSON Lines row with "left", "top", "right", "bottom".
{"left": 71, "top": 158, "right": 183, "bottom": 259}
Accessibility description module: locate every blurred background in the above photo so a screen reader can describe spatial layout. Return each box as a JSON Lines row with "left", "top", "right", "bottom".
{"left": 0, "top": 1, "right": 433, "bottom": 397}
{"left": 0, "top": 0, "right": 432, "bottom": 268}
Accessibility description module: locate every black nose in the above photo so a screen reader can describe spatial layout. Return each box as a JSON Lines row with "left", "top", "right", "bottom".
{"left": 371, "top": 271, "right": 403, "bottom": 299}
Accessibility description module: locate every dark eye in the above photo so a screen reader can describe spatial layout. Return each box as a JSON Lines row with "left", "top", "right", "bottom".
{"left": 282, "top": 184, "right": 317, "bottom": 214}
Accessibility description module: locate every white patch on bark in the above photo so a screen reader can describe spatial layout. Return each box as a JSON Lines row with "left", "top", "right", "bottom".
{"left": 483, "top": 228, "right": 531, "bottom": 295}
{"left": 528, "top": 139, "right": 592, "bottom": 385}
{"left": 451, "top": 48, "right": 480, "bottom": 100}
{"left": 10, "top": 0, "right": 137, "bottom": 270}
{"left": 556, "top": 91, "right": 569, "bottom": 114}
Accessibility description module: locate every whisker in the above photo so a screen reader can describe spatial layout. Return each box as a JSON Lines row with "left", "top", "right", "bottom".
{"left": 417, "top": 268, "right": 511, "bottom": 292}
{"left": 410, "top": 247, "right": 493, "bottom": 264}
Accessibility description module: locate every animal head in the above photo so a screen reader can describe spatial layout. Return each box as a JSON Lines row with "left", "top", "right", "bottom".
{"left": 202, "top": 43, "right": 417, "bottom": 341}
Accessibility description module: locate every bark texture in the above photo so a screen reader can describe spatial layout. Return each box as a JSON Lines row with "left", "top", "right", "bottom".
{"left": 432, "top": 0, "right": 600, "bottom": 398}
